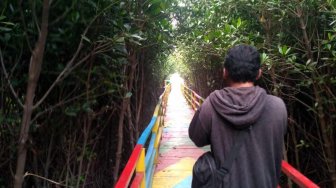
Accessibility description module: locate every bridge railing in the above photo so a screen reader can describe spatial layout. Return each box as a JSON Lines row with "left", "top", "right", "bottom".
{"left": 181, "top": 84, "right": 320, "bottom": 188}
{"left": 115, "top": 84, "right": 171, "bottom": 188}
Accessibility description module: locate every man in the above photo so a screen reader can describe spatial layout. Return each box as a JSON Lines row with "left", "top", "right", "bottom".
{"left": 189, "top": 44, "right": 287, "bottom": 188}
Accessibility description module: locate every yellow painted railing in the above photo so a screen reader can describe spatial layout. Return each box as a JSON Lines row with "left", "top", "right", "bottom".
{"left": 182, "top": 84, "right": 204, "bottom": 110}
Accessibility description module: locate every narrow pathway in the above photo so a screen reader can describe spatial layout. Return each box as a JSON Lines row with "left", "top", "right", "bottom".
{"left": 152, "top": 82, "right": 209, "bottom": 188}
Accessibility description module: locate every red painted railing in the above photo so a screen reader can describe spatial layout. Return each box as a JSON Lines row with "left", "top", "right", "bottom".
{"left": 281, "top": 161, "right": 319, "bottom": 188}
{"left": 182, "top": 84, "right": 320, "bottom": 188}
{"left": 115, "top": 145, "right": 142, "bottom": 187}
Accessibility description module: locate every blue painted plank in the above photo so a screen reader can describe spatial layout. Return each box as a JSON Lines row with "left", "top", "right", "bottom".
{"left": 146, "top": 150, "right": 156, "bottom": 187}
{"left": 148, "top": 164, "right": 156, "bottom": 188}
{"left": 145, "top": 133, "right": 156, "bottom": 167}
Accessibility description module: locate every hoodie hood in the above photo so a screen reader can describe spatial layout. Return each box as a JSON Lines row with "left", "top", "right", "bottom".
{"left": 209, "top": 86, "right": 267, "bottom": 129}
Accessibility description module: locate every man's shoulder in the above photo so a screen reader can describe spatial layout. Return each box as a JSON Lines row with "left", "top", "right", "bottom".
{"left": 201, "top": 90, "right": 221, "bottom": 110}
{"left": 266, "top": 94, "right": 285, "bottom": 103}
{"left": 200, "top": 95, "right": 214, "bottom": 112}
{"left": 265, "top": 94, "right": 287, "bottom": 111}
{"left": 198, "top": 92, "right": 217, "bottom": 122}
{"left": 202, "top": 91, "right": 216, "bottom": 105}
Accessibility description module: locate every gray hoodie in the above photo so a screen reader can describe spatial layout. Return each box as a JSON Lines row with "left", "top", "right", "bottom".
{"left": 189, "top": 86, "right": 287, "bottom": 188}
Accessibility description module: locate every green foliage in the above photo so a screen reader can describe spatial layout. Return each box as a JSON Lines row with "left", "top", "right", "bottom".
{"left": 0, "top": 0, "right": 177, "bottom": 187}
{"left": 278, "top": 45, "right": 291, "bottom": 56}
{"left": 170, "top": 0, "right": 263, "bottom": 95}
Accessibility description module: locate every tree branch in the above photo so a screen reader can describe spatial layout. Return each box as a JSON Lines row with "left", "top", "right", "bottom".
{"left": 0, "top": 49, "right": 24, "bottom": 108}
{"left": 24, "top": 172, "right": 70, "bottom": 187}
{"left": 33, "top": 2, "right": 118, "bottom": 109}
{"left": 50, "top": 1, "right": 77, "bottom": 26}
{"left": 18, "top": 0, "right": 33, "bottom": 52}
{"left": 32, "top": 0, "right": 41, "bottom": 33}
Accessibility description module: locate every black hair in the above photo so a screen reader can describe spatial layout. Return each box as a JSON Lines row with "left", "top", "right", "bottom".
{"left": 224, "top": 44, "right": 261, "bottom": 83}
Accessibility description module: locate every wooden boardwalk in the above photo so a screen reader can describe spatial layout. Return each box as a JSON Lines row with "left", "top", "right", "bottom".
{"left": 115, "top": 80, "right": 319, "bottom": 188}
{"left": 152, "top": 83, "right": 209, "bottom": 188}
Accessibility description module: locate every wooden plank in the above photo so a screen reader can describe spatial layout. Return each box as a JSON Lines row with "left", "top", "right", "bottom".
{"left": 153, "top": 158, "right": 195, "bottom": 187}
{"left": 152, "top": 84, "right": 208, "bottom": 188}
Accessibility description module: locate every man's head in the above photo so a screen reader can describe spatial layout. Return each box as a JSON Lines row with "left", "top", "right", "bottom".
{"left": 223, "top": 44, "right": 261, "bottom": 83}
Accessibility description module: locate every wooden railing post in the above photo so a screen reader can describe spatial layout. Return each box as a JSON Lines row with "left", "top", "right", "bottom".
{"left": 190, "top": 90, "right": 193, "bottom": 108}
{"left": 135, "top": 148, "right": 146, "bottom": 188}
{"left": 154, "top": 126, "right": 163, "bottom": 163}
{"left": 193, "top": 92, "right": 195, "bottom": 109}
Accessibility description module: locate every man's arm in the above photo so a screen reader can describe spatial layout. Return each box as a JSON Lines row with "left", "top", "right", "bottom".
{"left": 188, "top": 108, "right": 211, "bottom": 147}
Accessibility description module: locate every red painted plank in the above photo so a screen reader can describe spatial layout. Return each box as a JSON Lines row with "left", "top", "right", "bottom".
{"left": 155, "top": 146, "right": 206, "bottom": 172}
{"left": 281, "top": 161, "right": 319, "bottom": 188}
{"left": 130, "top": 172, "right": 144, "bottom": 188}
{"left": 115, "top": 144, "right": 142, "bottom": 188}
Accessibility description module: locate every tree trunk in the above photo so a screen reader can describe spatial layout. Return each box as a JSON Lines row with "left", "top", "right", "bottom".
{"left": 0, "top": 69, "right": 3, "bottom": 110}
{"left": 14, "top": 1, "right": 50, "bottom": 187}
{"left": 113, "top": 50, "right": 138, "bottom": 184}
{"left": 76, "top": 116, "right": 92, "bottom": 188}
{"left": 112, "top": 90, "right": 129, "bottom": 184}
{"left": 135, "top": 59, "right": 144, "bottom": 140}
{"left": 297, "top": 7, "right": 336, "bottom": 187}
{"left": 43, "top": 132, "right": 54, "bottom": 187}
{"left": 313, "top": 83, "right": 336, "bottom": 186}
{"left": 127, "top": 104, "right": 135, "bottom": 149}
